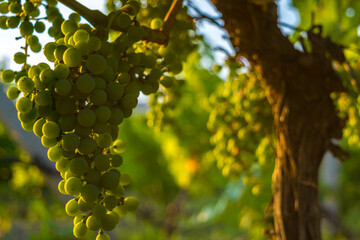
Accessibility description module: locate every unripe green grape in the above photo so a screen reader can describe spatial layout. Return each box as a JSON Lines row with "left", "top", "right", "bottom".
{"left": 69, "top": 12, "right": 80, "bottom": 22}
{"left": 124, "top": 81, "right": 140, "bottom": 95}
{"left": 13, "top": 52, "right": 26, "bottom": 64}
{"left": 27, "top": 35, "right": 39, "bottom": 46}
{"left": 7, "top": 87, "right": 20, "bottom": 100}
{"left": 93, "top": 77, "right": 106, "bottom": 91}
{"left": 16, "top": 97, "right": 32, "bottom": 113}
{"left": 93, "top": 121, "right": 109, "bottom": 134}
{"left": 95, "top": 133, "right": 112, "bottom": 149}
{"left": 1, "top": 70, "right": 15, "bottom": 83}
{"left": 18, "top": 107, "right": 38, "bottom": 123}
{"left": 73, "top": 213, "right": 87, "bottom": 225}
{"left": 146, "top": 68, "right": 162, "bottom": 82}
{"left": 65, "top": 177, "right": 83, "bottom": 196}
{"left": 61, "top": 133, "right": 80, "bottom": 152}
{"left": 100, "top": 171, "right": 119, "bottom": 190}
{"left": 21, "top": 120, "right": 35, "bottom": 131}
{"left": 62, "top": 148, "right": 76, "bottom": 159}
{"left": 92, "top": 204, "right": 107, "bottom": 220}
{"left": 0, "top": 16, "right": 8, "bottom": 29}
{"left": 37, "top": 62, "right": 50, "bottom": 70}
{"left": 54, "top": 63, "right": 70, "bottom": 79}
{"left": 23, "top": 1, "right": 35, "bottom": 14}
{"left": 112, "top": 139, "right": 126, "bottom": 154}
{"left": 123, "top": 196, "right": 139, "bottom": 212}
{"left": 116, "top": 72, "right": 130, "bottom": 84}
{"left": 32, "top": 75, "right": 46, "bottom": 90}
{"left": 110, "top": 125, "right": 119, "bottom": 140}
{"left": 160, "top": 75, "right": 174, "bottom": 88}
{"left": 86, "top": 54, "right": 106, "bottom": 74}
{"left": 110, "top": 155, "right": 123, "bottom": 168}
{"left": 43, "top": 42, "right": 57, "bottom": 62}
{"left": 41, "top": 135, "right": 57, "bottom": 148}
{"left": 99, "top": 65, "right": 115, "bottom": 82}
{"left": 107, "top": 56, "right": 118, "bottom": 72}
{"left": 94, "top": 106, "right": 111, "bottom": 122}
{"left": 150, "top": 18, "right": 163, "bottom": 30}
{"left": 66, "top": 198, "right": 81, "bottom": 216}
{"left": 28, "top": 66, "right": 41, "bottom": 79}
{"left": 78, "top": 137, "right": 97, "bottom": 155}
{"left": 90, "top": 89, "right": 107, "bottom": 106}
{"left": 73, "top": 220, "right": 87, "bottom": 238}
{"left": 106, "top": 82, "right": 123, "bottom": 101}
{"left": 94, "top": 154, "right": 110, "bottom": 172}
{"left": 56, "top": 97, "right": 76, "bottom": 115}
{"left": 69, "top": 157, "right": 89, "bottom": 176}
{"left": 77, "top": 108, "right": 96, "bottom": 127}
{"left": 74, "top": 41, "right": 89, "bottom": 56}
{"left": 61, "top": 20, "right": 78, "bottom": 35}
{"left": 20, "top": 21, "right": 34, "bottom": 37}
{"left": 118, "top": 59, "right": 130, "bottom": 73}
{"left": 76, "top": 74, "right": 95, "bottom": 94}
{"left": 100, "top": 212, "right": 118, "bottom": 231}
{"left": 86, "top": 215, "right": 101, "bottom": 231}
{"left": 128, "top": 25, "right": 144, "bottom": 42}
{"left": 30, "top": 43, "right": 41, "bottom": 53}
{"left": 56, "top": 158, "right": 69, "bottom": 173}
{"left": 127, "top": 53, "right": 141, "bottom": 66}
{"left": 99, "top": 40, "right": 112, "bottom": 57}
{"left": 120, "top": 93, "right": 138, "bottom": 108}
{"left": 96, "top": 232, "right": 111, "bottom": 240}
{"left": 75, "top": 124, "right": 92, "bottom": 137}
{"left": 65, "top": 170, "right": 77, "bottom": 180}
{"left": 86, "top": 168, "right": 101, "bottom": 184}
{"left": 169, "top": 61, "right": 183, "bottom": 74}
{"left": 58, "top": 179, "right": 67, "bottom": 194}
{"left": 17, "top": 76, "right": 34, "bottom": 93}
{"left": 63, "top": 48, "right": 82, "bottom": 67}
{"left": 47, "top": 145, "right": 63, "bottom": 162}
{"left": 45, "top": 110, "right": 60, "bottom": 122}
{"left": 0, "top": 2, "right": 9, "bottom": 14}
{"left": 104, "top": 195, "right": 118, "bottom": 210}
{"left": 42, "top": 121, "right": 60, "bottom": 138}
{"left": 39, "top": 68, "right": 55, "bottom": 84}
{"left": 116, "top": 13, "right": 131, "bottom": 29}
{"left": 78, "top": 197, "right": 93, "bottom": 212}
{"left": 38, "top": 105, "right": 52, "bottom": 117}
{"left": 73, "top": 29, "right": 90, "bottom": 43}
{"left": 108, "top": 107, "right": 123, "bottom": 126}
{"left": 120, "top": 172, "right": 131, "bottom": 186}
{"left": 35, "top": 91, "right": 52, "bottom": 106}
{"left": 58, "top": 114, "right": 77, "bottom": 132}
{"left": 81, "top": 183, "right": 99, "bottom": 203}
{"left": 6, "top": 16, "right": 20, "bottom": 28}
{"left": 54, "top": 78, "right": 71, "bottom": 96}
{"left": 9, "top": 2, "right": 21, "bottom": 13}
{"left": 86, "top": 37, "right": 100, "bottom": 53}
{"left": 46, "top": 6, "right": 60, "bottom": 22}
{"left": 33, "top": 117, "right": 46, "bottom": 137}
{"left": 111, "top": 185, "right": 125, "bottom": 198}
{"left": 54, "top": 44, "right": 68, "bottom": 61}
{"left": 141, "top": 82, "right": 159, "bottom": 95}
{"left": 34, "top": 21, "right": 45, "bottom": 33}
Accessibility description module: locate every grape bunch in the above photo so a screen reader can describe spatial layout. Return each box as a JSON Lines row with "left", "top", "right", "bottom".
{"left": 0, "top": 0, "right": 183, "bottom": 239}
{"left": 207, "top": 71, "right": 274, "bottom": 178}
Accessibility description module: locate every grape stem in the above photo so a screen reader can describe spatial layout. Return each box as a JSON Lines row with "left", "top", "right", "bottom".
{"left": 56, "top": 0, "right": 184, "bottom": 45}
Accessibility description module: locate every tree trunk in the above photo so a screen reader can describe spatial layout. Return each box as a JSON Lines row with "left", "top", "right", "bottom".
{"left": 211, "top": 1, "right": 346, "bottom": 239}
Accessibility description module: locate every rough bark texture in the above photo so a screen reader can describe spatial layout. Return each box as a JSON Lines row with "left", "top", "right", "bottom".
{"left": 211, "top": 1, "right": 346, "bottom": 239}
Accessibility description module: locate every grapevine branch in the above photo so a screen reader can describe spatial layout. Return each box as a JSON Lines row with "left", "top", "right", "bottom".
{"left": 56, "top": 0, "right": 184, "bottom": 45}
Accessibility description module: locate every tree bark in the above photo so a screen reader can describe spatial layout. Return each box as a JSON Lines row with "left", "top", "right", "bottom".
{"left": 211, "top": 1, "right": 346, "bottom": 239}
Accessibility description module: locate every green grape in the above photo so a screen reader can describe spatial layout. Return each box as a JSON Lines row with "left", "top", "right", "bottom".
{"left": 96, "top": 232, "right": 111, "bottom": 240}
{"left": 0, "top": 2, "right": 9, "bottom": 14}
{"left": 104, "top": 195, "right": 118, "bottom": 210}
{"left": 13, "top": 52, "right": 26, "bottom": 64}
{"left": 54, "top": 78, "right": 72, "bottom": 96}
{"left": 54, "top": 63, "right": 70, "bottom": 79}
{"left": 86, "top": 54, "right": 106, "bottom": 74}
{"left": 120, "top": 172, "right": 131, "bottom": 186}
{"left": 61, "top": 19, "right": 78, "bottom": 35}
{"left": 28, "top": 66, "right": 41, "bottom": 79}
{"left": 69, "top": 157, "right": 89, "bottom": 176}
{"left": 100, "top": 212, "right": 118, "bottom": 231}
{"left": 18, "top": 107, "right": 38, "bottom": 123}
{"left": 120, "top": 93, "right": 138, "bottom": 108}
{"left": 111, "top": 185, "right": 125, "bottom": 198}
{"left": 141, "top": 82, "right": 158, "bottom": 95}
{"left": 90, "top": 89, "right": 107, "bottom": 106}
{"left": 65, "top": 177, "right": 83, "bottom": 196}
{"left": 62, "top": 148, "right": 76, "bottom": 159}
{"left": 42, "top": 121, "right": 60, "bottom": 138}
{"left": 77, "top": 109, "right": 96, "bottom": 127}
{"left": 92, "top": 204, "right": 107, "bottom": 219}
{"left": 45, "top": 110, "right": 60, "bottom": 122}
{"left": 23, "top": 1, "right": 35, "bottom": 15}
{"left": 94, "top": 154, "right": 110, "bottom": 172}
{"left": 78, "top": 137, "right": 97, "bottom": 155}
{"left": 73, "top": 221, "right": 87, "bottom": 238}
{"left": 127, "top": 0, "right": 140, "bottom": 14}
{"left": 100, "top": 171, "right": 119, "bottom": 190}
{"left": 66, "top": 198, "right": 81, "bottom": 216}
{"left": 63, "top": 47, "right": 82, "bottom": 67}
{"left": 61, "top": 133, "right": 80, "bottom": 152}
{"left": 9, "top": 2, "right": 21, "bottom": 13}
{"left": 65, "top": 171, "right": 77, "bottom": 180}
{"left": 75, "top": 124, "right": 92, "bottom": 137}
{"left": 123, "top": 196, "right": 139, "bottom": 211}
{"left": 34, "top": 91, "right": 52, "bottom": 106}
{"left": 74, "top": 41, "right": 89, "bottom": 56}
{"left": 86, "top": 168, "right": 101, "bottom": 184}
{"left": 169, "top": 61, "right": 183, "bottom": 74}
{"left": 30, "top": 43, "right": 41, "bottom": 53}
{"left": 93, "top": 121, "right": 109, "bottom": 134}
{"left": 124, "top": 81, "right": 140, "bottom": 95}
{"left": 78, "top": 197, "right": 93, "bottom": 212}
{"left": 59, "top": 114, "right": 77, "bottom": 132}
{"left": 112, "top": 139, "right": 126, "bottom": 153}
{"left": 56, "top": 158, "right": 69, "bottom": 173}
{"left": 95, "top": 133, "right": 112, "bottom": 149}
{"left": 107, "top": 56, "right": 118, "bottom": 72}
{"left": 43, "top": 42, "right": 57, "bottom": 62}
{"left": 116, "top": 72, "right": 130, "bottom": 84}
{"left": 0, "top": 16, "right": 8, "bottom": 29}
{"left": 88, "top": 36, "right": 101, "bottom": 52}
{"left": 99, "top": 65, "right": 115, "bottom": 82}
{"left": 94, "top": 77, "right": 107, "bottom": 90}
{"left": 99, "top": 41, "right": 112, "bottom": 57}
{"left": 106, "top": 82, "right": 123, "bottom": 101}
{"left": 47, "top": 145, "right": 63, "bottom": 162}
{"left": 27, "top": 35, "right": 39, "bottom": 46}
{"left": 95, "top": 106, "right": 111, "bottom": 122}
{"left": 6, "top": 16, "right": 20, "bottom": 28}
{"left": 160, "top": 75, "right": 174, "bottom": 88}
{"left": 146, "top": 68, "right": 162, "bottom": 82}
{"left": 127, "top": 25, "right": 144, "bottom": 42}
{"left": 81, "top": 184, "right": 99, "bottom": 203}
{"left": 127, "top": 53, "right": 141, "bottom": 66}
{"left": 41, "top": 135, "right": 57, "bottom": 148}
{"left": 6, "top": 87, "right": 20, "bottom": 100}
{"left": 38, "top": 62, "right": 50, "bottom": 70}
{"left": 73, "top": 213, "right": 87, "bottom": 225}
{"left": 110, "top": 125, "right": 119, "bottom": 140}
{"left": 17, "top": 76, "right": 34, "bottom": 93}
{"left": 21, "top": 120, "right": 35, "bottom": 131}
{"left": 69, "top": 12, "right": 81, "bottom": 22}
{"left": 58, "top": 179, "right": 67, "bottom": 194}
{"left": 86, "top": 215, "right": 101, "bottom": 231}
{"left": 1, "top": 70, "right": 15, "bottom": 83}
{"left": 110, "top": 155, "right": 123, "bottom": 167}
{"left": 150, "top": 18, "right": 163, "bottom": 30}
{"left": 116, "top": 13, "right": 131, "bottom": 29}
{"left": 108, "top": 107, "right": 124, "bottom": 125}
{"left": 118, "top": 60, "right": 130, "bottom": 73}
{"left": 54, "top": 44, "right": 68, "bottom": 61}
{"left": 55, "top": 97, "right": 76, "bottom": 115}
{"left": 73, "top": 29, "right": 90, "bottom": 43}
{"left": 20, "top": 21, "right": 34, "bottom": 36}
{"left": 33, "top": 118, "right": 46, "bottom": 137}
{"left": 16, "top": 97, "right": 32, "bottom": 113}
{"left": 34, "top": 21, "right": 45, "bottom": 33}
{"left": 76, "top": 74, "right": 95, "bottom": 94}
{"left": 39, "top": 68, "right": 55, "bottom": 84}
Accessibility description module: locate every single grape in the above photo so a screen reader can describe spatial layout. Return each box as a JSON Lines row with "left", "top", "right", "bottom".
{"left": 160, "top": 75, "right": 174, "bottom": 88}
{"left": 58, "top": 179, "right": 67, "bottom": 194}
{"left": 81, "top": 183, "right": 99, "bottom": 203}
{"left": 42, "top": 121, "right": 60, "bottom": 138}
{"left": 54, "top": 44, "right": 68, "bottom": 61}
{"left": 20, "top": 21, "right": 33, "bottom": 36}
{"left": 86, "top": 54, "right": 106, "bottom": 74}
{"left": 54, "top": 78, "right": 72, "bottom": 96}
{"left": 39, "top": 68, "right": 55, "bottom": 84}
{"left": 73, "top": 213, "right": 87, "bottom": 225}
{"left": 6, "top": 87, "right": 20, "bottom": 100}
{"left": 73, "top": 29, "right": 90, "bottom": 43}
{"left": 34, "top": 91, "right": 52, "bottom": 106}
{"left": 1, "top": 70, "right": 15, "bottom": 83}
{"left": 120, "top": 93, "right": 138, "bottom": 108}
{"left": 6, "top": 16, "right": 20, "bottom": 28}
{"left": 100, "top": 171, "right": 119, "bottom": 190}
{"left": 88, "top": 36, "right": 101, "bottom": 52}
{"left": 65, "top": 177, "right": 83, "bottom": 196}
{"left": 95, "top": 133, "right": 112, "bottom": 149}
{"left": 73, "top": 221, "right": 87, "bottom": 238}
{"left": 21, "top": 121, "right": 35, "bottom": 131}
{"left": 65, "top": 198, "right": 81, "bottom": 216}
{"left": 77, "top": 109, "right": 96, "bottom": 127}
{"left": 55, "top": 158, "right": 69, "bottom": 173}
{"left": 69, "top": 157, "right": 89, "bottom": 176}
{"left": 86, "top": 215, "right": 101, "bottom": 231}
{"left": 94, "top": 154, "right": 110, "bottom": 172}
{"left": 110, "top": 155, "right": 123, "bottom": 167}
{"left": 33, "top": 118, "right": 46, "bottom": 137}
{"left": 108, "top": 107, "right": 123, "bottom": 126}
{"left": 76, "top": 74, "right": 95, "bottom": 94}
{"left": 17, "top": 76, "right": 34, "bottom": 93}
{"left": 13, "top": 52, "right": 26, "bottom": 64}
{"left": 54, "top": 63, "right": 70, "bottom": 79}
{"left": 94, "top": 106, "right": 111, "bottom": 122}
{"left": 100, "top": 212, "right": 118, "bottom": 231}
{"left": 86, "top": 168, "right": 101, "bottom": 184}
{"left": 112, "top": 139, "right": 126, "bottom": 153}
{"left": 104, "top": 195, "right": 118, "bottom": 210}
{"left": 116, "top": 13, "right": 131, "bottom": 29}
{"left": 58, "top": 114, "right": 77, "bottom": 132}
{"left": 55, "top": 97, "right": 76, "bottom": 115}
{"left": 47, "top": 145, "right": 63, "bottom": 162}
{"left": 18, "top": 106, "right": 38, "bottom": 123}
{"left": 69, "top": 12, "right": 81, "bottom": 22}
{"left": 41, "top": 135, "right": 57, "bottom": 148}
{"left": 92, "top": 204, "right": 107, "bottom": 220}
{"left": 63, "top": 47, "right": 82, "bottom": 67}
{"left": 78, "top": 197, "right": 93, "bottom": 212}
{"left": 120, "top": 172, "right": 131, "bottom": 186}
{"left": 16, "top": 97, "right": 32, "bottom": 113}
{"left": 61, "top": 19, "right": 78, "bottom": 35}
{"left": 96, "top": 232, "right": 111, "bottom": 240}
{"left": 90, "top": 89, "right": 107, "bottom": 106}
{"left": 123, "top": 196, "right": 139, "bottom": 211}
{"left": 106, "top": 82, "right": 123, "bottom": 101}
{"left": 75, "top": 124, "right": 92, "bottom": 137}
{"left": 78, "top": 137, "right": 97, "bottom": 155}
{"left": 61, "top": 133, "right": 80, "bottom": 152}
{"left": 34, "top": 21, "right": 45, "bottom": 33}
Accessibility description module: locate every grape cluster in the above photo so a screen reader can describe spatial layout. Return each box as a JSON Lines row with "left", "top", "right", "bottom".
{"left": 0, "top": 0, "right": 183, "bottom": 239}
{"left": 207, "top": 71, "right": 274, "bottom": 178}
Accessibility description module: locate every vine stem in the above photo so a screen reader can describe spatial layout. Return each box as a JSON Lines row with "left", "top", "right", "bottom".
{"left": 56, "top": 0, "right": 184, "bottom": 45}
